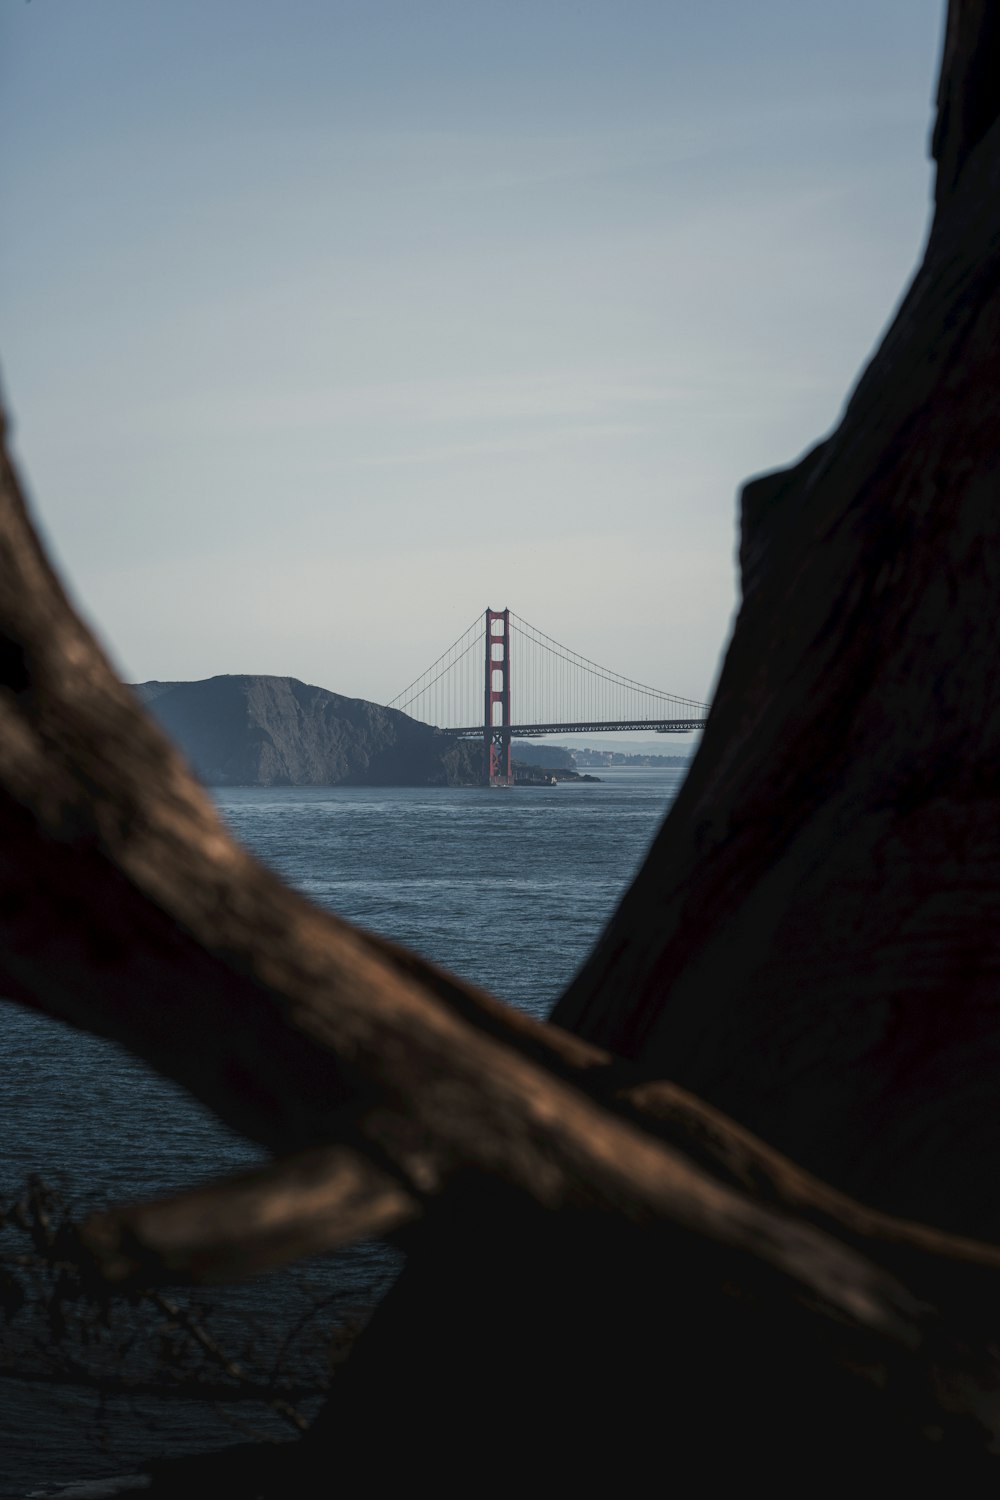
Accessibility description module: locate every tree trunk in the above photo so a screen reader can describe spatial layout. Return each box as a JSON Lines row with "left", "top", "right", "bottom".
{"left": 554, "top": 0, "right": 1000, "bottom": 1242}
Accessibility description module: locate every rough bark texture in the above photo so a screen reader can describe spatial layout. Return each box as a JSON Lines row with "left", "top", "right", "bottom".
{"left": 2, "top": 1, "right": 1000, "bottom": 1491}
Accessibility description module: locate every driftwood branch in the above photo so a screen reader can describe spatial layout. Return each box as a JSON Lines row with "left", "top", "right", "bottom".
{"left": 74, "top": 1147, "right": 419, "bottom": 1286}
{"left": 70, "top": 1067, "right": 1000, "bottom": 1324}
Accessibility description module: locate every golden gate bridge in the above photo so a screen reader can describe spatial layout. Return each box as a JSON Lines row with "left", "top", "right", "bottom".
{"left": 388, "top": 607, "right": 709, "bottom": 787}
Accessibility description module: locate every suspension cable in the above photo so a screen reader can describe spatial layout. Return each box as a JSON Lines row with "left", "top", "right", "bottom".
{"left": 387, "top": 615, "right": 482, "bottom": 710}
{"left": 390, "top": 634, "right": 482, "bottom": 716}
{"left": 509, "top": 612, "right": 708, "bottom": 712}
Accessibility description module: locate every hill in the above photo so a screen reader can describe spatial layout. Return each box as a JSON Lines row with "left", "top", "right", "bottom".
{"left": 509, "top": 741, "right": 576, "bottom": 770}
{"left": 132, "top": 675, "right": 481, "bottom": 787}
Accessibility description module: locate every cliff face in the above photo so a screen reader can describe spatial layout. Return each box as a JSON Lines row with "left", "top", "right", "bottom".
{"left": 133, "top": 675, "right": 481, "bottom": 787}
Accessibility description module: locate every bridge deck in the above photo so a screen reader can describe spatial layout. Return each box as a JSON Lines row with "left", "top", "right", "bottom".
{"left": 443, "top": 719, "right": 705, "bottom": 738}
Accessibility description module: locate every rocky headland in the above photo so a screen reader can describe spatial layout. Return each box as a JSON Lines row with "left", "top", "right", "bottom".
{"left": 133, "top": 675, "right": 482, "bottom": 787}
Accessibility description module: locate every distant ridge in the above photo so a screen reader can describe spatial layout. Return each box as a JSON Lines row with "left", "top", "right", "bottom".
{"left": 132, "top": 674, "right": 480, "bottom": 787}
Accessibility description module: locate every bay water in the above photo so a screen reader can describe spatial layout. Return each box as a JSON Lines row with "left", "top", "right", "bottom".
{"left": 0, "top": 768, "right": 683, "bottom": 1495}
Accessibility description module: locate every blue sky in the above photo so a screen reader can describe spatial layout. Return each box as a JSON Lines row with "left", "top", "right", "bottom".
{"left": 1, "top": 1, "right": 944, "bottom": 707}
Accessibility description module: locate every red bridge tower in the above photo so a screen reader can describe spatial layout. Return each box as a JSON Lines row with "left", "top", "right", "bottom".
{"left": 484, "top": 607, "right": 512, "bottom": 787}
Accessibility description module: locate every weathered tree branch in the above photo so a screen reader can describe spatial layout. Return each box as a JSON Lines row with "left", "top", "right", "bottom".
{"left": 71, "top": 1069, "right": 1000, "bottom": 1327}
{"left": 74, "top": 1146, "right": 420, "bottom": 1285}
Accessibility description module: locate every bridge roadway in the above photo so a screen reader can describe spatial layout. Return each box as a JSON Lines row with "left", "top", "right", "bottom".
{"left": 443, "top": 718, "right": 706, "bottom": 738}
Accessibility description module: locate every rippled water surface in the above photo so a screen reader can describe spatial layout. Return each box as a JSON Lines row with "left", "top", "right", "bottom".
{"left": 0, "top": 768, "right": 683, "bottom": 1495}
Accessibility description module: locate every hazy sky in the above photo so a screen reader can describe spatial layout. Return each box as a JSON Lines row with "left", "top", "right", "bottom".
{"left": 2, "top": 1, "right": 944, "bottom": 707}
